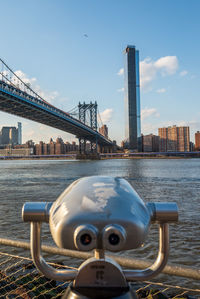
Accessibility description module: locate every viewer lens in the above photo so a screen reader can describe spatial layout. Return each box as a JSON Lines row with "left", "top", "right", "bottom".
{"left": 109, "top": 233, "right": 120, "bottom": 246}
{"left": 80, "top": 233, "right": 92, "bottom": 246}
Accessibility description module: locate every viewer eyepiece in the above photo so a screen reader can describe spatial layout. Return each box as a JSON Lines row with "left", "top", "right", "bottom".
{"left": 74, "top": 224, "right": 98, "bottom": 251}
{"left": 109, "top": 233, "right": 120, "bottom": 246}
{"left": 103, "top": 224, "right": 127, "bottom": 251}
{"left": 80, "top": 233, "right": 92, "bottom": 246}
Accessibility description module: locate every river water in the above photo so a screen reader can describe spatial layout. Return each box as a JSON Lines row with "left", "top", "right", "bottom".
{"left": 0, "top": 158, "right": 200, "bottom": 289}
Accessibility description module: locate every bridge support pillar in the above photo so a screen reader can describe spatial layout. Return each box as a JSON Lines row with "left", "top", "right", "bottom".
{"left": 90, "top": 141, "right": 97, "bottom": 153}
{"left": 90, "top": 136, "right": 99, "bottom": 153}
{"left": 103, "top": 146, "right": 109, "bottom": 153}
{"left": 99, "top": 145, "right": 103, "bottom": 153}
{"left": 79, "top": 138, "right": 86, "bottom": 154}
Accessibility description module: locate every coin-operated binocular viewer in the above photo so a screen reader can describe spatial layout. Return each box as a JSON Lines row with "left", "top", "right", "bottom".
{"left": 22, "top": 176, "right": 178, "bottom": 299}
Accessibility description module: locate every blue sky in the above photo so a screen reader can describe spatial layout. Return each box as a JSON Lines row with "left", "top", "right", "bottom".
{"left": 0, "top": 0, "right": 200, "bottom": 144}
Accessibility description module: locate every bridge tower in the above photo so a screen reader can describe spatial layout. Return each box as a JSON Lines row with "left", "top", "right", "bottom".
{"left": 78, "top": 101, "right": 97, "bottom": 153}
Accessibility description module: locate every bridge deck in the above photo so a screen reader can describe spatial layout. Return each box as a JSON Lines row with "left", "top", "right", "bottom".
{"left": 0, "top": 80, "right": 112, "bottom": 146}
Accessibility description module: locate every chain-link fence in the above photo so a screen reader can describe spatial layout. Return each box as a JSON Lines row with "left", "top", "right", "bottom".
{"left": 0, "top": 252, "right": 72, "bottom": 298}
{"left": 0, "top": 251, "right": 199, "bottom": 299}
{"left": 135, "top": 281, "right": 200, "bottom": 298}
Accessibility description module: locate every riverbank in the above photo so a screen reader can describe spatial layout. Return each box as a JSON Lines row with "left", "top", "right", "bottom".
{"left": 101, "top": 155, "right": 197, "bottom": 159}
{"left": 0, "top": 152, "right": 200, "bottom": 160}
{"left": 0, "top": 154, "right": 76, "bottom": 160}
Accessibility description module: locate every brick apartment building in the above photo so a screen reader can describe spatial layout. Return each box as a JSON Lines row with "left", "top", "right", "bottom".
{"left": 158, "top": 126, "right": 190, "bottom": 152}
{"left": 195, "top": 131, "right": 200, "bottom": 151}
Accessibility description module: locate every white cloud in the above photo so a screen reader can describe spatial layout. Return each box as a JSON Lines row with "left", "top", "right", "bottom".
{"left": 117, "top": 56, "right": 178, "bottom": 92}
{"left": 99, "top": 108, "right": 113, "bottom": 124}
{"left": 156, "top": 88, "right": 166, "bottom": 93}
{"left": 140, "top": 56, "right": 178, "bottom": 90}
{"left": 117, "top": 87, "right": 124, "bottom": 93}
{"left": 141, "top": 108, "right": 160, "bottom": 120}
{"left": 154, "top": 56, "right": 178, "bottom": 75}
{"left": 140, "top": 58, "right": 157, "bottom": 89}
{"left": 0, "top": 70, "right": 76, "bottom": 143}
{"left": 14, "top": 70, "right": 37, "bottom": 85}
{"left": 180, "top": 70, "right": 188, "bottom": 76}
{"left": 117, "top": 68, "right": 124, "bottom": 76}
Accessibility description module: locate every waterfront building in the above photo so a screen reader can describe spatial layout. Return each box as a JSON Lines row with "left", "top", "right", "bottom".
{"left": 18, "top": 122, "right": 22, "bottom": 145}
{"left": 178, "top": 126, "right": 190, "bottom": 151}
{"left": 158, "top": 127, "right": 168, "bottom": 152}
{"left": 65, "top": 141, "right": 78, "bottom": 152}
{"left": 0, "top": 140, "right": 34, "bottom": 156}
{"left": 158, "top": 125, "right": 190, "bottom": 152}
{"left": 99, "top": 125, "right": 108, "bottom": 138}
{"left": 0, "top": 126, "right": 18, "bottom": 145}
{"left": 142, "top": 134, "right": 159, "bottom": 152}
{"left": 195, "top": 131, "right": 200, "bottom": 150}
{"left": 35, "top": 141, "right": 44, "bottom": 156}
{"left": 121, "top": 140, "right": 125, "bottom": 148}
{"left": 55, "top": 137, "right": 65, "bottom": 155}
{"left": 33, "top": 138, "right": 79, "bottom": 156}
{"left": 71, "top": 141, "right": 78, "bottom": 152}
{"left": 49, "top": 138, "right": 55, "bottom": 155}
{"left": 124, "top": 45, "right": 141, "bottom": 151}
{"left": 190, "top": 142, "right": 194, "bottom": 152}
{"left": 0, "top": 122, "right": 22, "bottom": 146}
{"left": 0, "top": 147, "right": 32, "bottom": 156}
{"left": 43, "top": 143, "right": 49, "bottom": 155}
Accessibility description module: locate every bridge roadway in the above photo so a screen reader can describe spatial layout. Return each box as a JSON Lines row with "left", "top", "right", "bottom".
{"left": 0, "top": 80, "right": 112, "bottom": 146}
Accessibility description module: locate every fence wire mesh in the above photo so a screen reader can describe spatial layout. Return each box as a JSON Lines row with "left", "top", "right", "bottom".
{"left": 0, "top": 252, "right": 199, "bottom": 299}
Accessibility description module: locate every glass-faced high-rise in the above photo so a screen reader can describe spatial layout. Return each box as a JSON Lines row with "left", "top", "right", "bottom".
{"left": 124, "top": 45, "right": 141, "bottom": 151}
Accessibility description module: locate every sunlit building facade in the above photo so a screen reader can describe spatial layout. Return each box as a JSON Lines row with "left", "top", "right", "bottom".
{"left": 18, "top": 122, "right": 22, "bottom": 145}
{"left": 99, "top": 125, "right": 108, "bottom": 139}
{"left": 158, "top": 125, "right": 190, "bottom": 152}
{"left": 195, "top": 131, "right": 200, "bottom": 150}
{"left": 0, "top": 122, "right": 22, "bottom": 146}
{"left": 124, "top": 45, "right": 141, "bottom": 151}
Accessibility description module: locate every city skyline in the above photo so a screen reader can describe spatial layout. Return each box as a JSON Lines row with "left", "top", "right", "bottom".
{"left": 0, "top": 1, "right": 200, "bottom": 144}
{"left": 0, "top": 121, "right": 199, "bottom": 151}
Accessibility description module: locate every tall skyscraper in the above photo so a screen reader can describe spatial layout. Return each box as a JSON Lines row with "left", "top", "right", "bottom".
{"left": 0, "top": 123, "right": 22, "bottom": 146}
{"left": 18, "top": 122, "right": 22, "bottom": 145}
{"left": 0, "top": 127, "right": 18, "bottom": 145}
{"left": 124, "top": 45, "right": 141, "bottom": 151}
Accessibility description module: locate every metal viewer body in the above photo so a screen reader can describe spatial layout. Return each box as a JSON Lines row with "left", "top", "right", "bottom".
{"left": 22, "top": 176, "right": 178, "bottom": 299}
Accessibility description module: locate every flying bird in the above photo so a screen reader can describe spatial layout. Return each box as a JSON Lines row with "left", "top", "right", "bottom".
{"left": 84, "top": 34, "right": 88, "bottom": 38}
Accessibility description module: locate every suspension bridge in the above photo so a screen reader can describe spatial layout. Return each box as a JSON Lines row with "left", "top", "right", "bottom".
{"left": 0, "top": 58, "right": 113, "bottom": 153}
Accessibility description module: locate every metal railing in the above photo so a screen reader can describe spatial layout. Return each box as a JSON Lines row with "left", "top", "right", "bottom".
{"left": 0, "top": 238, "right": 200, "bottom": 281}
{"left": 0, "top": 238, "right": 200, "bottom": 298}
{"left": 0, "top": 251, "right": 199, "bottom": 298}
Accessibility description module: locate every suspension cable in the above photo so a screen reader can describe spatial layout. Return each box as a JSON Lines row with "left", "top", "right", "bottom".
{"left": 0, "top": 58, "right": 45, "bottom": 102}
{"left": 97, "top": 108, "right": 103, "bottom": 128}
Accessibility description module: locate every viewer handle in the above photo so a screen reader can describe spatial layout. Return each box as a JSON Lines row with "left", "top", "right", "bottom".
{"left": 123, "top": 223, "right": 169, "bottom": 281}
